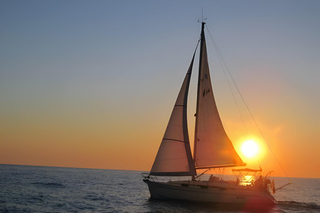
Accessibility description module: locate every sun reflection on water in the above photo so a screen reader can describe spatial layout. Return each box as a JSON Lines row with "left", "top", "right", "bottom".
{"left": 240, "top": 175, "right": 254, "bottom": 186}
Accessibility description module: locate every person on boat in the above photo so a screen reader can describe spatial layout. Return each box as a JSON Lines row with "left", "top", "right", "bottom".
{"left": 264, "top": 177, "right": 272, "bottom": 192}
{"left": 255, "top": 175, "right": 264, "bottom": 189}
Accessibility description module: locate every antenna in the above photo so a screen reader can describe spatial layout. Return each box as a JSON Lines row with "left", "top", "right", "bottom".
{"left": 198, "top": 8, "right": 207, "bottom": 23}
{"left": 201, "top": 8, "right": 207, "bottom": 23}
{"left": 202, "top": 7, "right": 203, "bottom": 22}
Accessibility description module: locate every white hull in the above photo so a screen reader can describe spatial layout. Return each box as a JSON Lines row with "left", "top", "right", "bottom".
{"left": 144, "top": 179, "right": 275, "bottom": 206}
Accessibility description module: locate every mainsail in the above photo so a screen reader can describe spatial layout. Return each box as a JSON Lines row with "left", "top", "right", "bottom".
{"left": 150, "top": 53, "right": 196, "bottom": 176}
{"left": 193, "top": 23, "right": 245, "bottom": 169}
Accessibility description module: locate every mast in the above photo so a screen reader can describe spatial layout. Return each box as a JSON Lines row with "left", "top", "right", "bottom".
{"left": 193, "top": 22, "right": 205, "bottom": 167}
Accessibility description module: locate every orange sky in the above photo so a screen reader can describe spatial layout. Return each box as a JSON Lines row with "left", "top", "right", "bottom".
{"left": 1, "top": 1, "right": 320, "bottom": 179}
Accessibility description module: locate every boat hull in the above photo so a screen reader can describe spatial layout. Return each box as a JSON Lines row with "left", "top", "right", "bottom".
{"left": 144, "top": 179, "right": 275, "bottom": 207}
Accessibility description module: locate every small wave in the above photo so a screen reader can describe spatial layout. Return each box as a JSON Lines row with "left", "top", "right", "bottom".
{"left": 84, "top": 194, "right": 105, "bottom": 201}
{"left": 30, "top": 195, "right": 44, "bottom": 202}
{"left": 277, "top": 201, "right": 320, "bottom": 211}
{"left": 32, "top": 182, "right": 65, "bottom": 188}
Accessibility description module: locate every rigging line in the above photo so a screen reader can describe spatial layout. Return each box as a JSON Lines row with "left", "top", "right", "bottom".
{"left": 206, "top": 26, "right": 264, "bottom": 167}
{"left": 207, "top": 27, "right": 262, "bottom": 168}
{"left": 206, "top": 26, "right": 291, "bottom": 182}
{"left": 206, "top": 25, "right": 263, "bottom": 167}
{"left": 206, "top": 25, "right": 261, "bottom": 168}
{"left": 206, "top": 25, "right": 266, "bottom": 170}
{"left": 205, "top": 27, "right": 249, "bottom": 136}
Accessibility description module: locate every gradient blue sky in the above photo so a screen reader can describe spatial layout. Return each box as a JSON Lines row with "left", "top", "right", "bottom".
{"left": 1, "top": 0, "right": 319, "bottom": 178}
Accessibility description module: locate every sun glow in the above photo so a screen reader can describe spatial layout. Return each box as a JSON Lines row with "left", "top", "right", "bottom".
{"left": 241, "top": 140, "right": 259, "bottom": 158}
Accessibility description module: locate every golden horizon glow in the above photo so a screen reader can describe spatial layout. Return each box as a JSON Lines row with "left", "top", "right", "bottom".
{"left": 241, "top": 140, "right": 259, "bottom": 158}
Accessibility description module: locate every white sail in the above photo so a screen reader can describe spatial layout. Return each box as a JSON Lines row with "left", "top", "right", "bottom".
{"left": 194, "top": 24, "right": 245, "bottom": 169}
{"left": 150, "top": 54, "right": 196, "bottom": 176}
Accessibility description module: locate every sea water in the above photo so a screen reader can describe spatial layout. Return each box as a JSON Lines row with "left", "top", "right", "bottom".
{"left": 0, "top": 164, "right": 319, "bottom": 213}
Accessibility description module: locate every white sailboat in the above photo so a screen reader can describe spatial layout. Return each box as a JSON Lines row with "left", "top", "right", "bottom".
{"left": 143, "top": 22, "right": 276, "bottom": 207}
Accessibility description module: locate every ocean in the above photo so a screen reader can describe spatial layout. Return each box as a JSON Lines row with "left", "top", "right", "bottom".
{"left": 0, "top": 164, "right": 319, "bottom": 213}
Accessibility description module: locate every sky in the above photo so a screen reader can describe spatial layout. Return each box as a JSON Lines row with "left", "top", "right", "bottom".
{"left": 1, "top": 0, "right": 319, "bottom": 178}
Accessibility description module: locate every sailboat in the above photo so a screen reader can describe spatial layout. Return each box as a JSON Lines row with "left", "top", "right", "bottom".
{"left": 143, "top": 22, "right": 276, "bottom": 206}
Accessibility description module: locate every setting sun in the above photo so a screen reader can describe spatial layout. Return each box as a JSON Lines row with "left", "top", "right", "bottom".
{"left": 241, "top": 140, "right": 259, "bottom": 158}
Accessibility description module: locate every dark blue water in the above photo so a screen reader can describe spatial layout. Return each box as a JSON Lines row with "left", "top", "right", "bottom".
{"left": 0, "top": 164, "right": 319, "bottom": 212}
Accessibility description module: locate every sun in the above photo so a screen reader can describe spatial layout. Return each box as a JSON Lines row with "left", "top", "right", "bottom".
{"left": 241, "top": 140, "right": 259, "bottom": 158}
